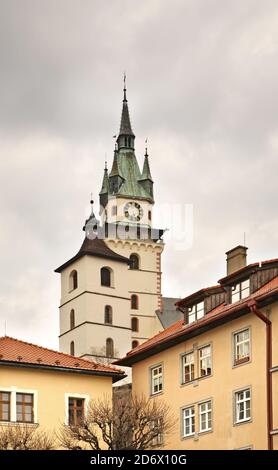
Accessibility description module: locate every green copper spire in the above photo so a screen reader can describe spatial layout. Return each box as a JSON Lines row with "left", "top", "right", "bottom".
{"left": 141, "top": 146, "right": 153, "bottom": 182}
{"left": 117, "top": 75, "right": 135, "bottom": 150}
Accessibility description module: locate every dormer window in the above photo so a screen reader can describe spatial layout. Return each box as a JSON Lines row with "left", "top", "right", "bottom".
{"left": 188, "top": 301, "right": 205, "bottom": 324}
{"left": 231, "top": 279, "right": 250, "bottom": 303}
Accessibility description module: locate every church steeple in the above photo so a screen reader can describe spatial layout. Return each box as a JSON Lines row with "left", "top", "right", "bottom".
{"left": 99, "top": 162, "right": 109, "bottom": 209}
{"left": 139, "top": 145, "right": 154, "bottom": 200}
{"left": 117, "top": 75, "right": 135, "bottom": 150}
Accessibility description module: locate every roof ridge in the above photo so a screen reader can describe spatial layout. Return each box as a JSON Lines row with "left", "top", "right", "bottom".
{"left": 0, "top": 336, "right": 121, "bottom": 373}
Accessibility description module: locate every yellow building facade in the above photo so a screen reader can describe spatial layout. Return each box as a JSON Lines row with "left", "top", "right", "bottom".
{"left": 117, "top": 247, "right": 278, "bottom": 450}
{"left": 0, "top": 336, "right": 124, "bottom": 443}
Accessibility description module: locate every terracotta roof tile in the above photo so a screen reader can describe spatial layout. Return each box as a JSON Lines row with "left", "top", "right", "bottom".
{"left": 0, "top": 336, "right": 123, "bottom": 376}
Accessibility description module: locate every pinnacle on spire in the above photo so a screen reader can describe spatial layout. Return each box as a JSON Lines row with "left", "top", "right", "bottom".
{"left": 141, "top": 150, "right": 153, "bottom": 182}
{"left": 117, "top": 75, "right": 135, "bottom": 150}
{"left": 83, "top": 196, "right": 99, "bottom": 233}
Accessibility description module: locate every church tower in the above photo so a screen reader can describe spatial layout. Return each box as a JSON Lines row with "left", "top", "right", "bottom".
{"left": 55, "top": 80, "right": 165, "bottom": 368}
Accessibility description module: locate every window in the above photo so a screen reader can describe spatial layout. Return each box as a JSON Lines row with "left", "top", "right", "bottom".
{"left": 16, "top": 393, "right": 34, "bottom": 423}
{"left": 182, "top": 352, "right": 195, "bottom": 384}
{"left": 182, "top": 406, "right": 195, "bottom": 437}
{"left": 199, "top": 400, "right": 212, "bottom": 433}
{"left": 104, "top": 305, "right": 113, "bottom": 324}
{"left": 106, "top": 338, "right": 114, "bottom": 358}
{"left": 131, "top": 294, "right": 138, "bottom": 310}
{"left": 132, "top": 340, "right": 139, "bottom": 349}
{"left": 69, "top": 270, "right": 78, "bottom": 291}
{"left": 0, "top": 392, "right": 10, "bottom": 422}
{"left": 188, "top": 301, "right": 205, "bottom": 324}
{"left": 70, "top": 341, "right": 75, "bottom": 356}
{"left": 129, "top": 253, "right": 139, "bottom": 270}
{"left": 151, "top": 365, "right": 163, "bottom": 395}
{"left": 111, "top": 205, "right": 117, "bottom": 216}
{"left": 70, "top": 309, "right": 75, "bottom": 330}
{"left": 101, "top": 267, "right": 112, "bottom": 287}
{"left": 151, "top": 418, "right": 163, "bottom": 447}
{"left": 235, "top": 389, "right": 251, "bottom": 424}
{"left": 231, "top": 279, "right": 250, "bottom": 303}
{"left": 131, "top": 317, "right": 139, "bottom": 332}
{"left": 199, "top": 345, "right": 212, "bottom": 377}
{"left": 148, "top": 210, "right": 152, "bottom": 221}
{"left": 234, "top": 329, "right": 250, "bottom": 365}
{"left": 68, "top": 397, "right": 85, "bottom": 426}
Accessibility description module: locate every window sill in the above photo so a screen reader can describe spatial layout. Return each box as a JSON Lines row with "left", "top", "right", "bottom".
{"left": 233, "top": 357, "right": 250, "bottom": 368}
{"left": 0, "top": 421, "right": 39, "bottom": 427}
{"left": 234, "top": 418, "right": 252, "bottom": 427}
{"left": 150, "top": 391, "right": 164, "bottom": 398}
{"left": 181, "top": 373, "right": 212, "bottom": 387}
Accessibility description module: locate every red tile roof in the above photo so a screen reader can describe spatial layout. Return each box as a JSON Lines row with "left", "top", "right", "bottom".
{"left": 117, "top": 276, "right": 278, "bottom": 365}
{"left": 0, "top": 336, "right": 124, "bottom": 377}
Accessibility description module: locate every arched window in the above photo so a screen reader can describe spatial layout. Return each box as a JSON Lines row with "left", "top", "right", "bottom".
{"left": 131, "top": 317, "right": 139, "bottom": 332}
{"left": 69, "top": 270, "right": 78, "bottom": 291}
{"left": 106, "top": 338, "right": 114, "bottom": 358}
{"left": 148, "top": 210, "right": 152, "bottom": 221}
{"left": 101, "top": 267, "right": 112, "bottom": 287}
{"left": 131, "top": 294, "right": 138, "bottom": 310}
{"left": 129, "top": 253, "right": 139, "bottom": 270}
{"left": 70, "top": 309, "right": 75, "bottom": 329}
{"left": 132, "top": 340, "right": 139, "bottom": 349}
{"left": 70, "top": 341, "right": 75, "bottom": 356}
{"left": 104, "top": 306, "right": 113, "bottom": 324}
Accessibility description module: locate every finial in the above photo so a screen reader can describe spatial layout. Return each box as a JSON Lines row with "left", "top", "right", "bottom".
{"left": 105, "top": 160, "right": 107, "bottom": 170}
{"left": 145, "top": 138, "right": 148, "bottom": 156}
{"left": 90, "top": 192, "right": 94, "bottom": 205}
{"left": 123, "top": 72, "right": 127, "bottom": 102}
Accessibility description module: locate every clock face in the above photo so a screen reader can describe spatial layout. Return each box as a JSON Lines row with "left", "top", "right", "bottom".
{"left": 124, "top": 202, "right": 143, "bottom": 222}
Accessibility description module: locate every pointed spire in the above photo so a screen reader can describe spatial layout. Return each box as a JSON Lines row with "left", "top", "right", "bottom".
{"left": 110, "top": 147, "right": 120, "bottom": 177}
{"left": 141, "top": 144, "right": 153, "bottom": 182}
{"left": 99, "top": 162, "right": 109, "bottom": 194}
{"left": 83, "top": 196, "right": 99, "bottom": 233}
{"left": 117, "top": 74, "right": 135, "bottom": 140}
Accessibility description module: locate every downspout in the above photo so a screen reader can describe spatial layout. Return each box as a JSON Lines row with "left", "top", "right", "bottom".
{"left": 248, "top": 299, "right": 273, "bottom": 450}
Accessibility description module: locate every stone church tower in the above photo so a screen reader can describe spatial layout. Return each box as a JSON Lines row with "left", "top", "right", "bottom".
{"left": 55, "top": 82, "right": 180, "bottom": 368}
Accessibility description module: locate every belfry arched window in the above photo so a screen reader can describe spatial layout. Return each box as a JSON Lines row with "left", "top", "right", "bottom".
{"left": 131, "top": 294, "right": 139, "bottom": 310}
{"left": 131, "top": 317, "right": 139, "bottom": 332}
{"left": 70, "top": 309, "right": 75, "bottom": 330}
{"left": 130, "top": 254, "right": 139, "bottom": 270}
{"left": 106, "top": 338, "right": 114, "bottom": 358}
{"left": 101, "top": 267, "right": 112, "bottom": 287}
{"left": 69, "top": 270, "right": 78, "bottom": 291}
{"left": 104, "top": 306, "right": 113, "bottom": 325}
{"left": 70, "top": 341, "right": 75, "bottom": 356}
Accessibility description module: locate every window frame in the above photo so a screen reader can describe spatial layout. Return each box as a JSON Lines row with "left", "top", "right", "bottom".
{"left": 131, "top": 317, "right": 139, "bottom": 332}
{"left": 187, "top": 301, "right": 205, "bottom": 324}
{"left": 233, "top": 327, "right": 251, "bottom": 367}
{"left": 231, "top": 278, "right": 250, "bottom": 304}
{"left": 65, "top": 393, "right": 89, "bottom": 426}
{"left": 198, "top": 400, "right": 212, "bottom": 433}
{"left": 150, "top": 363, "right": 163, "bottom": 396}
{"left": 104, "top": 305, "right": 113, "bottom": 325}
{"left": 106, "top": 338, "right": 114, "bottom": 358}
{"left": 0, "top": 391, "right": 11, "bottom": 422}
{"left": 69, "top": 270, "right": 78, "bottom": 292}
{"left": 181, "top": 351, "right": 195, "bottom": 384}
{"left": 199, "top": 344, "right": 212, "bottom": 378}
{"left": 16, "top": 392, "right": 34, "bottom": 424}
{"left": 234, "top": 387, "right": 251, "bottom": 425}
{"left": 182, "top": 405, "right": 195, "bottom": 438}
{"left": 131, "top": 294, "right": 139, "bottom": 310}
{"left": 129, "top": 253, "right": 140, "bottom": 270}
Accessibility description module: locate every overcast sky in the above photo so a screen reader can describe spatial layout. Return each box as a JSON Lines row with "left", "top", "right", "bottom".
{"left": 0, "top": 0, "right": 278, "bottom": 349}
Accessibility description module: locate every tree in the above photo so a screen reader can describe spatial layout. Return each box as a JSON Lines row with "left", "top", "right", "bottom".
{"left": 58, "top": 393, "right": 176, "bottom": 450}
{"left": 0, "top": 424, "right": 54, "bottom": 450}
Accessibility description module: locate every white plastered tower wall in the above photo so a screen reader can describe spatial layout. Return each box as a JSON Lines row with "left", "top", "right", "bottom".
{"left": 58, "top": 254, "right": 131, "bottom": 361}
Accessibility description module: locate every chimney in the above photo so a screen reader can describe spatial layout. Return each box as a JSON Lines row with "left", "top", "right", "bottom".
{"left": 226, "top": 245, "right": 248, "bottom": 276}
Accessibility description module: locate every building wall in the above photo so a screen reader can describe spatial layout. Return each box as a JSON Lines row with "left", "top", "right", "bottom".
{"left": 106, "top": 238, "right": 164, "bottom": 340}
{"left": 131, "top": 305, "right": 278, "bottom": 450}
{"left": 0, "top": 365, "right": 113, "bottom": 445}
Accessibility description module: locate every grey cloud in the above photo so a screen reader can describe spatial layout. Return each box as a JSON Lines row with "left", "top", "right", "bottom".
{"left": 0, "top": 0, "right": 277, "bottom": 347}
